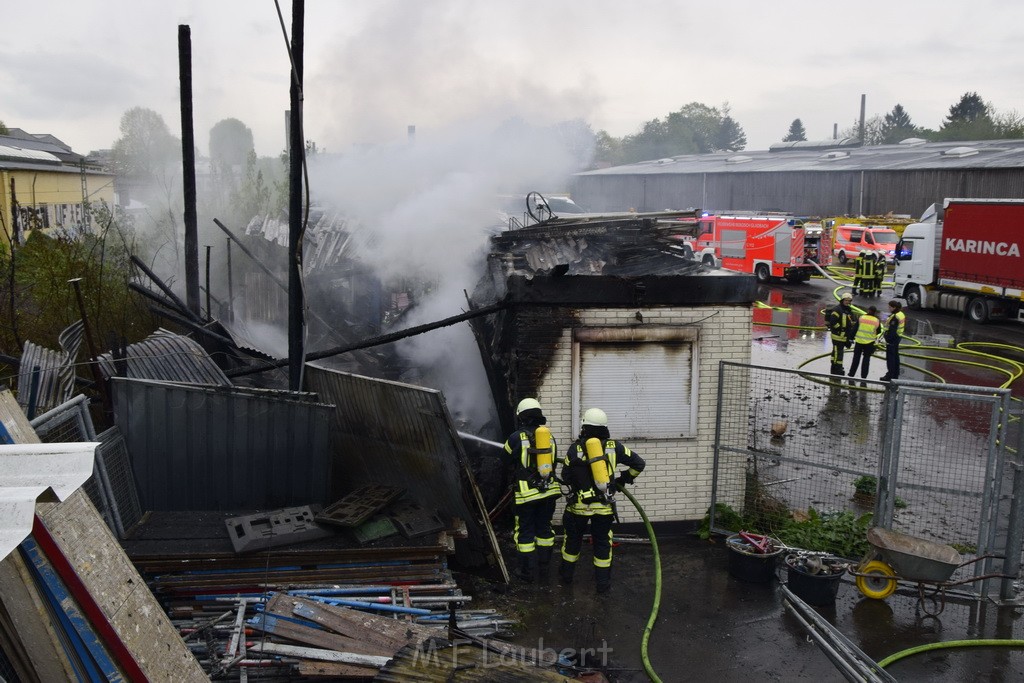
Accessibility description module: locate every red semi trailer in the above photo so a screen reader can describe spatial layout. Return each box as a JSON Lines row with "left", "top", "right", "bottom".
{"left": 893, "top": 198, "right": 1024, "bottom": 323}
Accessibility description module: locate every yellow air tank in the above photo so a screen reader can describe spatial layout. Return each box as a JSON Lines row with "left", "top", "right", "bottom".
{"left": 534, "top": 425, "right": 553, "bottom": 480}
{"left": 585, "top": 437, "right": 610, "bottom": 493}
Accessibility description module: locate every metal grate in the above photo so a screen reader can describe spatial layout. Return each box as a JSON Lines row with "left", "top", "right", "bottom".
{"left": 316, "top": 484, "right": 405, "bottom": 528}
{"left": 95, "top": 427, "right": 143, "bottom": 538}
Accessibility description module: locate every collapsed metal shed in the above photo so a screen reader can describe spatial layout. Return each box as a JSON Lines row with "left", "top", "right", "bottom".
{"left": 111, "top": 378, "right": 333, "bottom": 511}
{"left": 304, "top": 364, "right": 505, "bottom": 574}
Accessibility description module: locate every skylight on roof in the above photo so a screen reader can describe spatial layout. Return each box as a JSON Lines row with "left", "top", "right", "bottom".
{"left": 942, "top": 146, "right": 979, "bottom": 158}
{"left": 898, "top": 137, "right": 927, "bottom": 146}
{"left": 819, "top": 150, "right": 849, "bottom": 160}
{"left": 725, "top": 155, "right": 753, "bottom": 164}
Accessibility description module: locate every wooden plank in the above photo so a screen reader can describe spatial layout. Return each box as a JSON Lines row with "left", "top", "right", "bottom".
{"left": 248, "top": 611, "right": 393, "bottom": 658}
{"left": 289, "top": 596, "right": 443, "bottom": 648}
{"left": 295, "top": 660, "right": 380, "bottom": 679}
{"left": 248, "top": 641, "right": 390, "bottom": 667}
{"left": 264, "top": 593, "right": 365, "bottom": 641}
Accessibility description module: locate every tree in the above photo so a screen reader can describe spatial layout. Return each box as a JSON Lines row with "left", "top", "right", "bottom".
{"left": 783, "top": 119, "right": 807, "bottom": 142}
{"left": 0, "top": 120, "right": 8, "bottom": 136}
{"left": 111, "top": 107, "right": 180, "bottom": 180}
{"left": 994, "top": 110, "right": 1024, "bottom": 139}
{"left": 839, "top": 115, "right": 886, "bottom": 145}
{"left": 716, "top": 104, "right": 747, "bottom": 152}
{"left": 597, "top": 102, "right": 747, "bottom": 166}
{"left": 879, "top": 104, "right": 918, "bottom": 144}
{"left": 936, "top": 92, "right": 996, "bottom": 141}
{"left": 209, "top": 118, "right": 254, "bottom": 172}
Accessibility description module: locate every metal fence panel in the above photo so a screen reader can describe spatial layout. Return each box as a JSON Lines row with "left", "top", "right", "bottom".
{"left": 711, "top": 363, "right": 884, "bottom": 539}
{"left": 711, "top": 363, "right": 1014, "bottom": 601}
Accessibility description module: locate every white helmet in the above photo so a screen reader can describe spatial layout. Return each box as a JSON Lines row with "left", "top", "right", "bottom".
{"left": 516, "top": 398, "right": 542, "bottom": 415}
{"left": 582, "top": 408, "right": 608, "bottom": 427}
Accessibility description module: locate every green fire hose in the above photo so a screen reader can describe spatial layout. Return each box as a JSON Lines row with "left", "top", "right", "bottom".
{"left": 618, "top": 485, "right": 663, "bottom": 683}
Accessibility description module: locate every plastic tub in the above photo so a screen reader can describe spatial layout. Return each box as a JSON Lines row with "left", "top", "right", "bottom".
{"left": 785, "top": 554, "right": 847, "bottom": 606}
{"left": 726, "top": 534, "right": 783, "bottom": 583}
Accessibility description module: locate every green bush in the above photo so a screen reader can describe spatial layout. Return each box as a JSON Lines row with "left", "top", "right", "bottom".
{"left": 776, "top": 509, "right": 872, "bottom": 559}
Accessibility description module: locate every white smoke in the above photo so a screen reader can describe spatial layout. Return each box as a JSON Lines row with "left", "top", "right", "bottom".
{"left": 308, "top": 118, "right": 590, "bottom": 427}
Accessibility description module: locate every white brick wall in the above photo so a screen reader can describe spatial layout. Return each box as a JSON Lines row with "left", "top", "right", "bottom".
{"left": 537, "top": 304, "right": 752, "bottom": 523}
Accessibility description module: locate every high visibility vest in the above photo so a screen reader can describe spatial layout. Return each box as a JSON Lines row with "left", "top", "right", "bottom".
{"left": 854, "top": 314, "right": 880, "bottom": 344}
{"left": 892, "top": 310, "right": 906, "bottom": 337}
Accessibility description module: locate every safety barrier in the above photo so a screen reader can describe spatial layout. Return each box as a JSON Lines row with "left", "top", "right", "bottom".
{"left": 710, "top": 362, "right": 1020, "bottom": 600}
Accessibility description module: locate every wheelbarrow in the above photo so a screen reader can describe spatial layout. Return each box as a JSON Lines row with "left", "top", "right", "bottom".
{"left": 851, "top": 527, "right": 1011, "bottom": 615}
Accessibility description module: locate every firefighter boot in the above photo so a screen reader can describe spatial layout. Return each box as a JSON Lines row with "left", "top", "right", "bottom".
{"left": 558, "top": 560, "right": 576, "bottom": 585}
{"left": 536, "top": 546, "right": 553, "bottom": 582}
{"left": 595, "top": 566, "right": 612, "bottom": 594}
{"left": 515, "top": 552, "right": 536, "bottom": 583}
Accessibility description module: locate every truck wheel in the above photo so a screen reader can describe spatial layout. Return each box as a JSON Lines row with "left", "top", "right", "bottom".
{"left": 967, "top": 297, "right": 990, "bottom": 324}
{"left": 683, "top": 245, "right": 694, "bottom": 260}
{"left": 702, "top": 254, "right": 716, "bottom": 267}
{"left": 755, "top": 264, "right": 771, "bottom": 283}
{"left": 838, "top": 251, "right": 848, "bottom": 264}
{"left": 904, "top": 284, "right": 922, "bottom": 310}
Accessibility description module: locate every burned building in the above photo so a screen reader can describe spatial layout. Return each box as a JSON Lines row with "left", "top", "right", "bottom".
{"left": 471, "top": 210, "right": 756, "bottom": 523}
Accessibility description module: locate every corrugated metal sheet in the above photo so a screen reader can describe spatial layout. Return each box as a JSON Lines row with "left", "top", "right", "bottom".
{"left": 304, "top": 365, "right": 504, "bottom": 572}
{"left": 111, "top": 378, "right": 333, "bottom": 510}
{"left": 0, "top": 389, "right": 97, "bottom": 561}
{"left": 96, "top": 328, "right": 231, "bottom": 385}
{"left": 0, "top": 144, "right": 61, "bottom": 164}
{"left": 579, "top": 139, "right": 1024, "bottom": 177}
{"left": 16, "top": 320, "right": 84, "bottom": 414}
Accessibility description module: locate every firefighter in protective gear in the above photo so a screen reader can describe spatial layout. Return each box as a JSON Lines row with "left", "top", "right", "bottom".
{"left": 872, "top": 253, "right": 886, "bottom": 297}
{"left": 558, "top": 408, "right": 646, "bottom": 594}
{"left": 853, "top": 251, "right": 869, "bottom": 295}
{"left": 825, "top": 292, "right": 858, "bottom": 376}
{"left": 881, "top": 299, "right": 907, "bottom": 381}
{"left": 847, "top": 305, "right": 880, "bottom": 379}
{"left": 503, "top": 398, "right": 561, "bottom": 583}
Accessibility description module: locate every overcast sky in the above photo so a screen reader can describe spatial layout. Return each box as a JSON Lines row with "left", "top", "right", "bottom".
{"left": 4, "top": 0, "right": 1023, "bottom": 159}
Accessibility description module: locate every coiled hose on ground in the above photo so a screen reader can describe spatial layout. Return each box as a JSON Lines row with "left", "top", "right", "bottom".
{"left": 618, "top": 485, "right": 663, "bottom": 683}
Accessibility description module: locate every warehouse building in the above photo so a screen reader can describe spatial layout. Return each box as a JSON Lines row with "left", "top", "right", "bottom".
{"left": 570, "top": 138, "right": 1024, "bottom": 218}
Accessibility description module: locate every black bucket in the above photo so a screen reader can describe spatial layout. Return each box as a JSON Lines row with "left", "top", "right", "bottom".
{"left": 726, "top": 534, "right": 782, "bottom": 583}
{"left": 785, "top": 555, "right": 846, "bottom": 606}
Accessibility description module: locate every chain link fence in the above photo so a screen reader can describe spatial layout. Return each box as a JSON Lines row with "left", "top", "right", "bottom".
{"left": 710, "top": 362, "right": 1020, "bottom": 599}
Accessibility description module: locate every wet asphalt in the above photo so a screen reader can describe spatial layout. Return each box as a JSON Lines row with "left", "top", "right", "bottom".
{"left": 469, "top": 272, "right": 1024, "bottom": 682}
{"left": 468, "top": 532, "right": 1024, "bottom": 682}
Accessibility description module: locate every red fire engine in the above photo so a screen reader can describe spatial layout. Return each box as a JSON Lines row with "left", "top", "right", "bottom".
{"left": 684, "top": 212, "right": 816, "bottom": 283}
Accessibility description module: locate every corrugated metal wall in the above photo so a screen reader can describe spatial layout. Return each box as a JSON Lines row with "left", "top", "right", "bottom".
{"left": 571, "top": 169, "right": 1024, "bottom": 217}
{"left": 304, "top": 365, "right": 501, "bottom": 569}
{"left": 112, "top": 378, "right": 333, "bottom": 511}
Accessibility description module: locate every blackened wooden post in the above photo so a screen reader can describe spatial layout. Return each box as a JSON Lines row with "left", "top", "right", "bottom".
{"left": 205, "top": 245, "right": 212, "bottom": 320}
{"left": 226, "top": 237, "right": 234, "bottom": 322}
{"left": 288, "top": 1, "right": 305, "bottom": 391}
{"left": 179, "top": 25, "right": 200, "bottom": 317}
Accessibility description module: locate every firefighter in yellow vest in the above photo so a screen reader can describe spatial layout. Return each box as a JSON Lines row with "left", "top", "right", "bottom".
{"left": 847, "top": 305, "right": 881, "bottom": 379}
{"left": 503, "top": 398, "right": 561, "bottom": 583}
{"left": 558, "top": 408, "right": 646, "bottom": 593}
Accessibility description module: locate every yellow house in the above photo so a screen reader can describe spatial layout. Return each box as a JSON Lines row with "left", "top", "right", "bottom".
{"left": 0, "top": 136, "right": 115, "bottom": 248}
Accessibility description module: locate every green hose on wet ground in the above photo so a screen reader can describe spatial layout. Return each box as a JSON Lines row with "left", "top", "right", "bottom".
{"left": 618, "top": 485, "right": 663, "bottom": 683}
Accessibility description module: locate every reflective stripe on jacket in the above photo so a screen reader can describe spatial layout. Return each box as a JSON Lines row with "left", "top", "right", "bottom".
{"left": 504, "top": 428, "right": 561, "bottom": 504}
{"left": 854, "top": 314, "right": 880, "bottom": 345}
{"left": 563, "top": 440, "right": 645, "bottom": 516}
